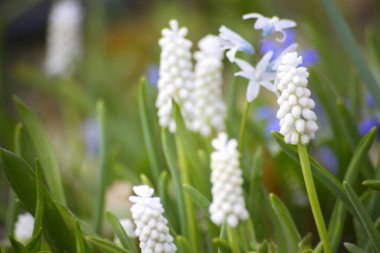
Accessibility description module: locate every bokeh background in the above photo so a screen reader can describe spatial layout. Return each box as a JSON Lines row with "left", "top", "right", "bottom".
{"left": 0, "top": 0, "right": 379, "bottom": 248}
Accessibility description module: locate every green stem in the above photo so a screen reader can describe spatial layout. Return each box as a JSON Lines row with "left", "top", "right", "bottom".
{"left": 238, "top": 101, "right": 250, "bottom": 153}
{"left": 298, "top": 144, "right": 332, "bottom": 253}
{"left": 93, "top": 101, "right": 107, "bottom": 234}
{"left": 176, "top": 139, "right": 199, "bottom": 252}
{"left": 227, "top": 226, "right": 241, "bottom": 253}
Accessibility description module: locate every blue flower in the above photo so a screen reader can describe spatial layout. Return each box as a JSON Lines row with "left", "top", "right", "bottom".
{"left": 255, "top": 106, "right": 280, "bottom": 138}
{"left": 313, "top": 145, "right": 338, "bottom": 175}
{"left": 82, "top": 118, "right": 100, "bottom": 157}
{"left": 359, "top": 116, "right": 380, "bottom": 138}
{"left": 145, "top": 64, "right": 159, "bottom": 86}
{"left": 243, "top": 13, "right": 296, "bottom": 42}
{"left": 219, "top": 26, "right": 254, "bottom": 62}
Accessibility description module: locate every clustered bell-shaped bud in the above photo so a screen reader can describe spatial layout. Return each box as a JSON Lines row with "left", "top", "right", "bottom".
{"left": 276, "top": 52, "right": 318, "bottom": 145}
{"left": 192, "top": 35, "right": 226, "bottom": 136}
{"left": 14, "top": 213, "right": 35, "bottom": 244}
{"left": 156, "top": 20, "right": 194, "bottom": 132}
{"left": 44, "top": 0, "right": 83, "bottom": 77}
{"left": 209, "top": 133, "right": 249, "bottom": 227}
{"left": 129, "top": 185, "right": 176, "bottom": 253}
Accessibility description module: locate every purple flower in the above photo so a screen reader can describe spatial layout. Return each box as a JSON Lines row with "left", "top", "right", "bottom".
{"left": 82, "top": 118, "right": 100, "bottom": 157}
{"left": 313, "top": 145, "right": 338, "bottom": 175}
{"left": 359, "top": 116, "right": 380, "bottom": 138}
{"left": 145, "top": 64, "right": 159, "bottom": 86}
{"left": 366, "top": 94, "right": 375, "bottom": 108}
{"left": 255, "top": 106, "right": 280, "bottom": 138}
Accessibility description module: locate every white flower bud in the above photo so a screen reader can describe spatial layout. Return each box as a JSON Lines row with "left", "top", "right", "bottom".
{"left": 275, "top": 52, "right": 318, "bottom": 145}
{"left": 209, "top": 133, "right": 249, "bottom": 228}
{"left": 45, "top": 0, "right": 83, "bottom": 77}
{"left": 14, "top": 213, "right": 34, "bottom": 244}
{"left": 156, "top": 20, "right": 194, "bottom": 132}
{"left": 129, "top": 185, "right": 176, "bottom": 253}
{"left": 192, "top": 35, "right": 226, "bottom": 136}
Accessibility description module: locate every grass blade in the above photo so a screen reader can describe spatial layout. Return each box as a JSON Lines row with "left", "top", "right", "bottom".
{"left": 183, "top": 184, "right": 210, "bottom": 216}
{"left": 75, "top": 221, "right": 86, "bottom": 253}
{"left": 343, "top": 182, "right": 380, "bottom": 252}
{"left": 363, "top": 179, "right": 380, "bottom": 191}
{"left": 105, "top": 211, "right": 137, "bottom": 252}
{"left": 14, "top": 97, "right": 66, "bottom": 204}
{"left": 86, "top": 236, "right": 131, "bottom": 253}
{"left": 344, "top": 242, "right": 368, "bottom": 253}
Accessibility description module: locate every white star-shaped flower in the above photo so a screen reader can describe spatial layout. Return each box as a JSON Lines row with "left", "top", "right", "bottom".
{"left": 235, "top": 51, "right": 276, "bottom": 102}
{"left": 219, "top": 26, "right": 254, "bottom": 62}
{"left": 243, "top": 13, "right": 296, "bottom": 42}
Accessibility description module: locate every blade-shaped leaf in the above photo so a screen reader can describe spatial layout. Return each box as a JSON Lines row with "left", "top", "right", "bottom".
{"left": 344, "top": 182, "right": 380, "bottom": 252}
{"left": 269, "top": 193, "right": 300, "bottom": 252}
{"left": 105, "top": 211, "right": 137, "bottom": 252}
{"left": 344, "top": 242, "right": 368, "bottom": 253}
{"left": 26, "top": 228, "right": 42, "bottom": 253}
{"left": 0, "top": 148, "right": 76, "bottom": 252}
{"left": 86, "top": 236, "right": 131, "bottom": 253}
{"left": 14, "top": 97, "right": 66, "bottom": 204}
{"left": 9, "top": 236, "right": 28, "bottom": 253}
{"left": 175, "top": 236, "right": 193, "bottom": 253}
{"left": 75, "top": 221, "right": 86, "bottom": 253}
{"left": 363, "top": 179, "right": 380, "bottom": 191}
{"left": 183, "top": 184, "right": 210, "bottom": 216}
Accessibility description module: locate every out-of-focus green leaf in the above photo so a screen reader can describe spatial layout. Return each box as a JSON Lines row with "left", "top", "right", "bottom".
{"left": 75, "top": 221, "right": 86, "bottom": 253}
{"left": 9, "top": 236, "right": 27, "bottom": 253}
{"left": 173, "top": 101, "right": 209, "bottom": 196}
{"left": 176, "top": 236, "right": 193, "bottom": 253}
{"left": 106, "top": 211, "right": 137, "bottom": 252}
{"left": 363, "top": 180, "right": 380, "bottom": 191}
{"left": 86, "top": 236, "right": 131, "bottom": 253}
{"left": 298, "top": 233, "right": 312, "bottom": 252}
{"left": 183, "top": 184, "right": 210, "bottom": 216}
{"left": 320, "top": 0, "right": 380, "bottom": 109}
{"left": 272, "top": 131, "right": 354, "bottom": 214}
{"left": 344, "top": 242, "right": 368, "bottom": 253}
{"left": 14, "top": 97, "right": 66, "bottom": 204}
{"left": 161, "top": 128, "right": 187, "bottom": 235}
{"left": 26, "top": 228, "right": 42, "bottom": 253}
{"left": 269, "top": 193, "right": 300, "bottom": 253}
{"left": 322, "top": 127, "right": 377, "bottom": 251}
{"left": 93, "top": 100, "right": 108, "bottom": 234}
{"left": 344, "top": 182, "right": 380, "bottom": 252}
{"left": 138, "top": 77, "right": 161, "bottom": 183}
{"left": 0, "top": 148, "right": 76, "bottom": 252}
{"left": 213, "top": 237, "right": 231, "bottom": 253}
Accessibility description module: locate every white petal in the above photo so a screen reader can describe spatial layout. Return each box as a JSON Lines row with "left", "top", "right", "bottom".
{"left": 246, "top": 81, "right": 260, "bottom": 102}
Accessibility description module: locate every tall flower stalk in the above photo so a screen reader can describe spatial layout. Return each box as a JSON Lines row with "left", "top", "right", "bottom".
{"left": 276, "top": 52, "right": 332, "bottom": 253}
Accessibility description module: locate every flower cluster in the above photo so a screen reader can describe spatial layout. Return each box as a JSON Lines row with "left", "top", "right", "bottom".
{"left": 192, "top": 35, "right": 226, "bottom": 136}
{"left": 129, "top": 185, "right": 176, "bottom": 253}
{"left": 156, "top": 20, "right": 194, "bottom": 132}
{"left": 44, "top": 0, "right": 83, "bottom": 77}
{"left": 209, "top": 133, "right": 249, "bottom": 227}
{"left": 14, "top": 213, "right": 35, "bottom": 244}
{"left": 276, "top": 52, "right": 318, "bottom": 144}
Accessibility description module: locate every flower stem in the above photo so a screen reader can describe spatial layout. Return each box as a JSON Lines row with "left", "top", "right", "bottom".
{"left": 298, "top": 143, "right": 332, "bottom": 253}
{"left": 227, "top": 226, "right": 241, "bottom": 253}
{"left": 239, "top": 101, "right": 250, "bottom": 153}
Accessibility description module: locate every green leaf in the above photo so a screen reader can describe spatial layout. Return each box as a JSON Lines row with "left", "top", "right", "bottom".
{"left": 9, "top": 236, "right": 27, "bottom": 253}
{"left": 269, "top": 193, "right": 300, "bottom": 252}
{"left": 319, "top": 0, "right": 380, "bottom": 109}
{"left": 26, "top": 228, "right": 42, "bottom": 253}
{"left": 344, "top": 242, "right": 368, "bottom": 253}
{"left": 105, "top": 211, "right": 137, "bottom": 252}
{"left": 175, "top": 236, "right": 193, "bottom": 253}
{"left": 0, "top": 148, "right": 76, "bottom": 252}
{"left": 298, "top": 233, "right": 312, "bottom": 251}
{"left": 138, "top": 77, "right": 161, "bottom": 183}
{"left": 93, "top": 100, "right": 108, "bottom": 234}
{"left": 213, "top": 237, "right": 231, "bottom": 253}
{"left": 272, "top": 131, "right": 354, "bottom": 214}
{"left": 363, "top": 179, "right": 380, "bottom": 191}
{"left": 343, "top": 182, "right": 380, "bottom": 252}
{"left": 14, "top": 97, "right": 66, "bottom": 204}
{"left": 86, "top": 236, "right": 131, "bottom": 253}
{"left": 30, "top": 162, "right": 44, "bottom": 252}
{"left": 183, "top": 184, "right": 210, "bottom": 216}
{"left": 75, "top": 221, "right": 86, "bottom": 253}
{"left": 321, "top": 127, "right": 377, "bottom": 251}
{"left": 172, "top": 101, "right": 210, "bottom": 196}
{"left": 161, "top": 128, "right": 187, "bottom": 235}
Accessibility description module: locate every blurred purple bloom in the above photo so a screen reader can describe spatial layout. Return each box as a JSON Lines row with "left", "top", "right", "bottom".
{"left": 261, "top": 29, "right": 319, "bottom": 67}
{"left": 314, "top": 145, "right": 338, "bottom": 175}
{"left": 145, "top": 64, "right": 159, "bottom": 86}
{"left": 82, "top": 118, "right": 100, "bottom": 157}
{"left": 366, "top": 94, "right": 375, "bottom": 108}
{"left": 255, "top": 106, "right": 280, "bottom": 138}
{"left": 359, "top": 116, "right": 380, "bottom": 138}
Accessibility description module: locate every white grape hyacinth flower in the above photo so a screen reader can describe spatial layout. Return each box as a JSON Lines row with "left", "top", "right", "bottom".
{"left": 276, "top": 52, "right": 318, "bottom": 145}
{"left": 192, "top": 35, "right": 226, "bottom": 136}
{"left": 156, "top": 19, "right": 194, "bottom": 132}
{"left": 209, "top": 133, "right": 249, "bottom": 227}
{"left": 44, "top": 0, "right": 83, "bottom": 77}
{"left": 14, "top": 213, "right": 35, "bottom": 244}
{"left": 129, "top": 185, "right": 176, "bottom": 253}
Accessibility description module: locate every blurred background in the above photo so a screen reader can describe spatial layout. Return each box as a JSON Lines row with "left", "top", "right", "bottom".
{"left": 0, "top": 0, "right": 379, "bottom": 248}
